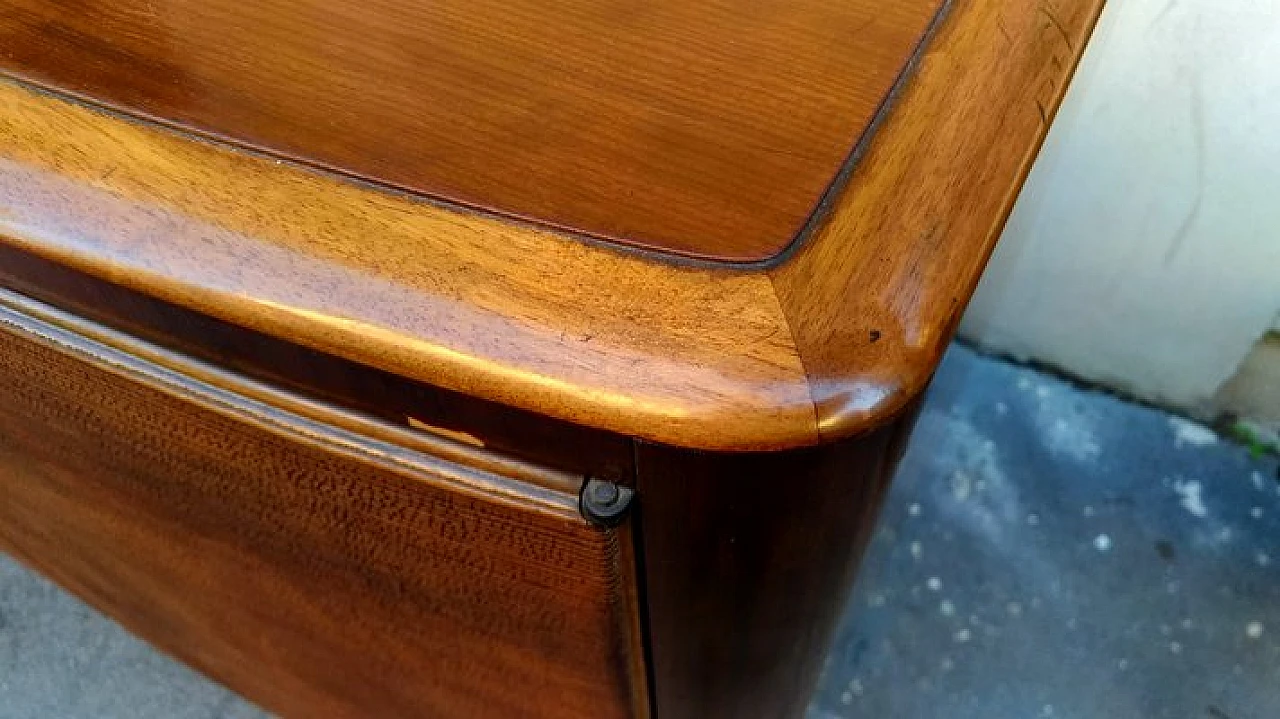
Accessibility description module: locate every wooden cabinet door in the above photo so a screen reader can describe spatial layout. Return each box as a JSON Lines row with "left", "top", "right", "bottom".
{"left": 0, "top": 288, "right": 646, "bottom": 718}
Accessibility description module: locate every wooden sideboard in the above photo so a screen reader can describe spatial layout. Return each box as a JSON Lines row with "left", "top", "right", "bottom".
{"left": 0, "top": 0, "right": 1103, "bottom": 716}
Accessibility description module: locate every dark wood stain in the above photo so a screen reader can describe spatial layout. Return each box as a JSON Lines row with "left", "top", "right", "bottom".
{"left": 635, "top": 401, "right": 920, "bottom": 718}
{"left": 0, "top": 293, "right": 645, "bottom": 718}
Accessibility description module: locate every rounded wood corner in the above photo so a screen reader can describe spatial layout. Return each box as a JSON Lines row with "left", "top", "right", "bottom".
{"left": 0, "top": 0, "right": 1105, "bottom": 456}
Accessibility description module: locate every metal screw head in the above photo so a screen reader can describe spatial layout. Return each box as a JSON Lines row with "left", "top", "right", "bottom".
{"left": 587, "top": 480, "right": 620, "bottom": 507}
{"left": 580, "top": 479, "right": 634, "bottom": 527}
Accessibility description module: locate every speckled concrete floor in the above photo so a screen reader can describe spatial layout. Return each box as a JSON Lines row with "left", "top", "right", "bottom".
{"left": 0, "top": 345, "right": 1277, "bottom": 718}
{"left": 0, "top": 558, "right": 262, "bottom": 719}
{"left": 811, "top": 345, "right": 1280, "bottom": 719}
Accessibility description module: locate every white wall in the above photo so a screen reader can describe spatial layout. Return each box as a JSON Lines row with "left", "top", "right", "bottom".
{"left": 961, "top": 0, "right": 1280, "bottom": 414}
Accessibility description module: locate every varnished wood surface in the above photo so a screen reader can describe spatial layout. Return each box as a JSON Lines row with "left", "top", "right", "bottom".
{"left": 0, "top": 288, "right": 645, "bottom": 718}
{"left": 0, "top": 242, "right": 636, "bottom": 485}
{"left": 0, "top": 0, "right": 944, "bottom": 262}
{"left": 0, "top": 78, "right": 816, "bottom": 452}
{"left": 0, "top": 0, "right": 1104, "bottom": 452}
{"left": 770, "top": 0, "right": 1107, "bottom": 439}
{"left": 636, "top": 406, "right": 918, "bottom": 718}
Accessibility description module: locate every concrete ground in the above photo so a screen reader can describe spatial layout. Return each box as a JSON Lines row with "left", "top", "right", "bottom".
{"left": 811, "top": 345, "right": 1280, "bottom": 719}
{"left": 1, "top": 345, "right": 1277, "bottom": 718}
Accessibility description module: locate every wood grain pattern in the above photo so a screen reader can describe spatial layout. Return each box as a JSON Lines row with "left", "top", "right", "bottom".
{"left": 0, "top": 242, "right": 637, "bottom": 485}
{"left": 636, "top": 403, "right": 919, "bottom": 718}
{"left": 771, "top": 0, "right": 1107, "bottom": 439}
{"left": 0, "top": 0, "right": 1104, "bottom": 452}
{"left": 0, "top": 78, "right": 815, "bottom": 451}
{"left": 0, "top": 0, "right": 944, "bottom": 262}
{"left": 0, "top": 287, "right": 645, "bottom": 718}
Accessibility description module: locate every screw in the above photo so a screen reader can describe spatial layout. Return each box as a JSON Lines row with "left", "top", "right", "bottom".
{"left": 588, "top": 480, "right": 620, "bottom": 507}
{"left": 580, "top": 479, "right": 634, "bottom": 527}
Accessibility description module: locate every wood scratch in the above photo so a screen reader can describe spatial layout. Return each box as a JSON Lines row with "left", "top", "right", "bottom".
{"left": 1035, "top": 100, "right": 1049, "bottom": 127}
{"left": 996, "top": 17, "right": 1014, "bottom": 47}
{"left": 849, "top": 14, "right": 878, "bottom": 38}
{"left": 1039, "top": 5, "right": 1075, "bottom": 51}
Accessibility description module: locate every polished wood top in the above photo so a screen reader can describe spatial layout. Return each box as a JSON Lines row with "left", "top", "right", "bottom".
{"left": 0, "top": 0, "right": 943, "bottom": 263}
{"left": 0, "top": 0, "right": 1104, "bottom": 450}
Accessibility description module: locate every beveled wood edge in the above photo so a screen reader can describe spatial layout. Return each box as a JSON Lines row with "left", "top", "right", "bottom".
{"left": 0, "top": 76, "right": 815, "bottom": 452}
{"left": 610, "top": 527, "right": 654, "bottom": 719}
{"left": 771, "top": 0, "right": 1106, "bottom": 441}
{"left": 0, "top": 0, "right": 949, "bottom": 266}
{"left": 0, "top": 0, "right": 1102, "bottom": 452}
{"left": 0, "top": 241, "right": 638, "bottom": 484}
{"left": 0, "top": 285, "right": 584, "bottom": 517}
